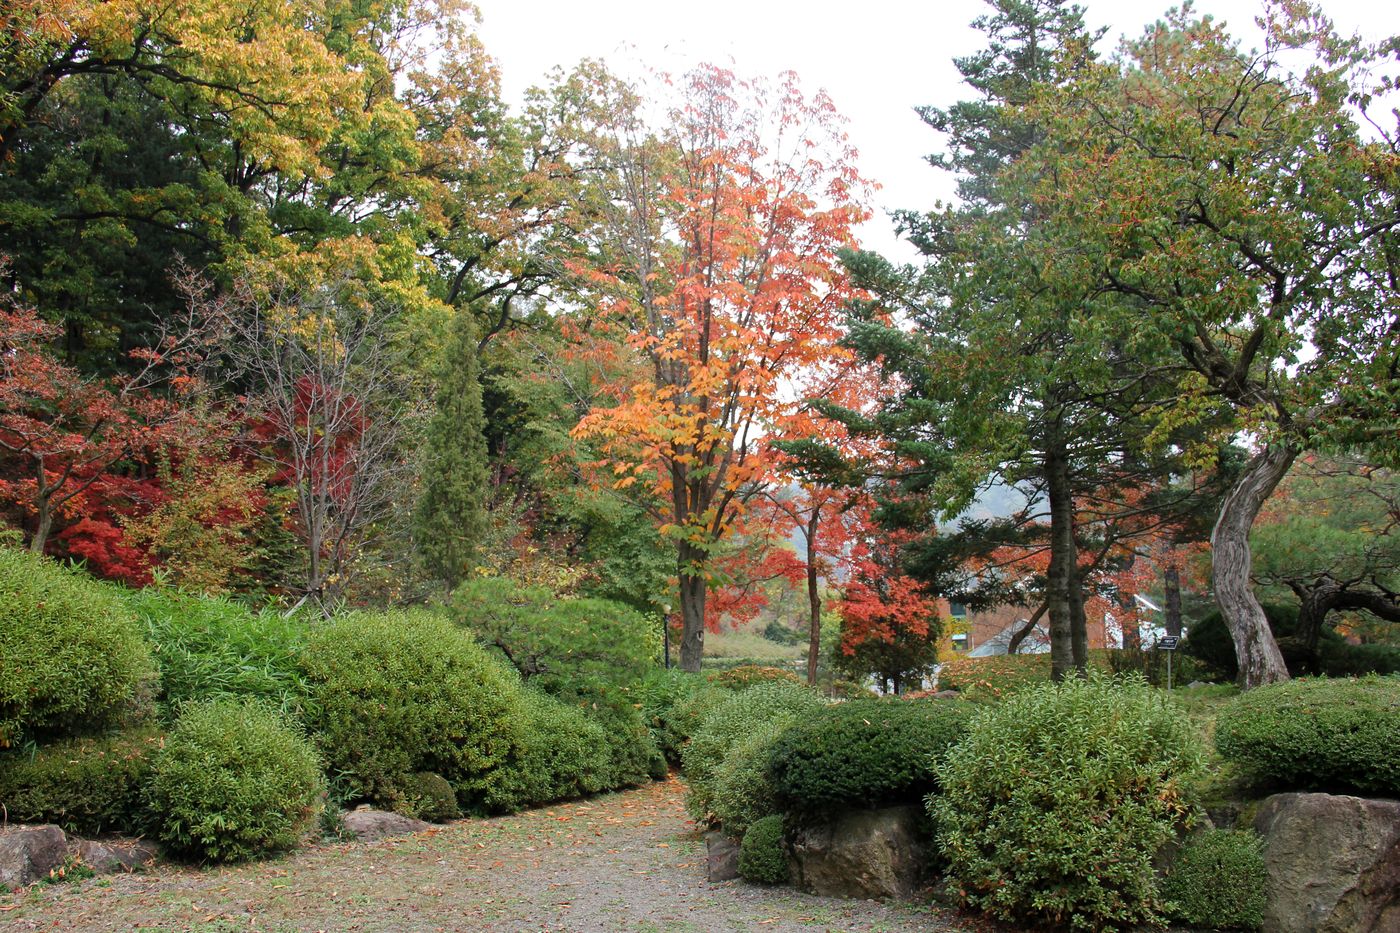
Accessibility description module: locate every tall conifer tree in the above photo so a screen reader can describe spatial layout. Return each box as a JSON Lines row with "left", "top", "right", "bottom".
{"left": 415, "top": 311, "right": 490, "bottom": 588}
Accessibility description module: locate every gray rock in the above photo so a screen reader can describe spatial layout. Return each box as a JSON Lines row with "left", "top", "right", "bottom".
{"left": 1253, "top": 792, "right": 1400, "bottom": 933}
{"left": 341, "top": 808, "right": 430, "bottom": 842}
{"left": 0, "top": 824, "right": 68, "bottom": 889}
{"left": 72, "top": 838, "right": 160, "bottom": 874}
{"left": 705, "top": 831, "right": 740, "bottom": 882}
{"left": 789, "top": 805, "right": 929, "bottom": 899}
{"left": 931, "top": 690, "right": 960, "bottom": 700}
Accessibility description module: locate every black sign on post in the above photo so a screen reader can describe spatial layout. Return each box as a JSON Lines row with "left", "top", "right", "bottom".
{"left": 1158, "top": 635, "right": 1180, "bottom": 651}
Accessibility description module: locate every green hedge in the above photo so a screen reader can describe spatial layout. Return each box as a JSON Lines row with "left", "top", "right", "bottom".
{"left": 0, "top": 548, "right": 155, "bottom": 745}
{"left": 1184, "top": 604, "right": 1400, "bottom": 679}
{"left": 682, "top": 682, "right": 823, "bottom": 825}
{"left": 636, "top": 668, "right": 710, "bottom": 764}
{"left": 147, "top": 700, "right": 324, "bottom": 863}
{"left": 767, "top": 698, "right": 975, "bottom": 817}
{"left": 1214, "top": 675, "right": 1400, "bottom": 796}
{"left": 300, "top": 610, "right": 523, "bottom": 810}
{"left": 738, "top": 814, "right": 788, "bottom": 885}
{"left": 1162, "top": 830, "right": 1268, "bottom": 930}
{"left": 932, "top": 674, "right": 1204, "bottom": 931}
{"left": 0, "top": 727, "right": 163, "bottom": 835}
{"left": 127, "top": 587, "right": 309, "bottom": 719}
{"left": 484, "top": 689, "right": 614, "bottom": 813}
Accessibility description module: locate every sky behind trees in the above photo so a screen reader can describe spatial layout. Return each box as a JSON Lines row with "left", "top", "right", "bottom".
{"left": 476, "top": 0, "right": 1400, "bottom": 259}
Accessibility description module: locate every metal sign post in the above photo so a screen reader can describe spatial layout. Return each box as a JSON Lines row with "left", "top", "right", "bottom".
{"left": 1158, "top": 635, "right": 1180, "bottom": 691}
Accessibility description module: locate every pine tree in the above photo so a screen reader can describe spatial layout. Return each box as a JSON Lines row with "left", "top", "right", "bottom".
{"left": 415, "top": 311, "right": 490, "bottom": 588}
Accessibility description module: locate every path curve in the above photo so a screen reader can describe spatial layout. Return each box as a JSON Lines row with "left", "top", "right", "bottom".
{"left": 3, "top": 777, "right": 990, "bottom": 932}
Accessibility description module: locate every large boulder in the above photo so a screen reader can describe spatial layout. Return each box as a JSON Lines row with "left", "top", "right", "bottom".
{"left": 705, "top": 831, "right": 740, "bottom": 882}
{"left": 0, "top": 825, "right": 67, "bottom": 889}
{"left": 341, "top": 808, "right": 430, "bottom": 842}
{"left": 788, "top": 805, "right": 929, "bottom": 899}
{"left": 1253, "top": 792, "right": 1400, "bottom": 933}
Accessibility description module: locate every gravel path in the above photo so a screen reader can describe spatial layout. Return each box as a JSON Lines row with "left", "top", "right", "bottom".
{"left": 1, "top": 777, "right": 992, "bottom": 932}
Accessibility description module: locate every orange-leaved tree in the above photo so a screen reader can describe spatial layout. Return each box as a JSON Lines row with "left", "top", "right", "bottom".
{"left": 571, "top": 64, "right": 869, "bottom": 671}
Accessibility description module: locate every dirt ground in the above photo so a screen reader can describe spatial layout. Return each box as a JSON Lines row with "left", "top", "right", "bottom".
{"left": 1, "top": 777, "right": 993, "bottom": 932}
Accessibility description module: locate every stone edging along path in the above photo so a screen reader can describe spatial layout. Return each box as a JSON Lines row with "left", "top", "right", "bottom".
{"left": 1, "top": 777, "right": 992, "bottom": 932}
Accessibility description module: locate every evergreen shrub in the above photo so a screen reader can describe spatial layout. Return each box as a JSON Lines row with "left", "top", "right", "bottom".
{"left": 710, "top": 718, "right": 788, "bottom": 836}
{"left": 146, "top": 700, "right": 324, "bottom": 862}
{"left": 484, "top": 688, "right": 613, "bottom": 812}
{"left": 0, "top": 548, "right": 155, "bottom": 745}
{"left": 738, "top": 814, "right": 788, "bottom": 885}
{"left": 0, "top": 727, "right": 164, "bottom": 835}
{"left": 300, "top": 610, "right": 522, "bottom": 809}
{"left": 932, "top": 674, "right": 1204, "bottom": 930}
{"left": 682, "top": 682, "right": 823, "bottom": 824}
{"left": 1162, "top": 829, "right": 1268, "bottom": 930}
{"left": 1214, "top": 675, "right": 1400, "bottom": 796}
{"left": 127, "top": 587, "right": 309, "bottom": 718}
{"left": 636, "top": 668, "right": 709, "bottom": 764}
{"left": 400, "top": 771, "right": 460, "bottom": 823}
{"left": 767, "top": 698, "right": 974, "bottom": 816}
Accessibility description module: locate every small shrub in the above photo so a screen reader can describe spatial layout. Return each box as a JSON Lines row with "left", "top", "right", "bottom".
{"left": 636, "top": 668, "right": 709, "bottom": 764}
{"left": 0, "top": 727, "right": 164, "bottom": 835}
{"left": 712, "top": 665, "right": 801, "bottom": 690}
{"left": 682, "top": 682, "right": 823, "bottom": 824}
{"left": 767, "top": 698, "right": 975, "bottom": 817}
{"left": 400, "top": 772, "right": 459, "bottom": 823}
{"left": 738, "top": 814, "right": 788, "bottom": 885}
{"left": 932, "top": 673, "right": 1205, "bottom": 931}
{"left": 0, "top": 548, "right": 155, "bottom": 745}
{"left": 127, "top": 587, "right": 309, "bottom": 719}
{"left": 300, "top": 610, "right": 523, "bottom": 809}
{"left": 711, "top": 718, "right": 787, "bottom": 836}
{"left": 1214, "top": 675, "right": 1400, "bottom": 796}
{"left": 484, "top": 689, "right": 613, "bottom": 813}
{"left": 663, "top": 684, "right": 730, "bottom": 756}
{"left": 568, "top": 685, "right": 668, "bottom": 786}
{"left": 1162, "top": 829, "right": 1268, "bottom": 930}
{"left": 450, "top": 577, "right": 659, "bottom": 688}
{"left": 147, "top": 700, "right": 324, "bottom": 863}
{"left": 937, "top": 651, "right": 1113, "bottom": 700}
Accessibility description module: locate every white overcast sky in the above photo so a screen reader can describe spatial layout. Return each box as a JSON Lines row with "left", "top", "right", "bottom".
{"left": 473, "top": 0, "right": 1400, "bottom": 261}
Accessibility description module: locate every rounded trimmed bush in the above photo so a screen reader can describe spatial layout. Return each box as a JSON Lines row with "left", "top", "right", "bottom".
{"left": 1214, "top": 675, "right": 1400, "bottom": 796}
{"left": 1162, "top": 829, "right": 1268, "bottom": 930}
{"left": 682, "top": 682, "right": 823, "bottom": 825}
{"left": 738, "top": 814, "right": 788, "bottom": 885}
{"left": 400, "top": 772, "right": 460, "bottom": 823}
{"left": 0, "top": 548, "right": 155, "bottom": 745}
{"left": 484, "top": 688, "right": 614, "bottom": 813}
{"left": 300, "top": 610, "right": 524, "bottom": 810}
{"left": 663, "top": 683, "right": 730, "bottom": 757}
{"left": 931, "top": 674, "right": 1205, "bottom": 931}
{"left": 0, "top": 727, "right": 164, "bottom": 835}
{"left": 767, "top": 698, "right": 975, "bottom": 817}
{"left": 711, "top": 718, "right": 787, "bottom": 836}
{"left": 147, "top": 700, "right": 324, "bottom": 863}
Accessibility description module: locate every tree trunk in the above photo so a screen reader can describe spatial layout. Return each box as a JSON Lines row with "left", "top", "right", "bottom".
{"left": 1068, "top": 560, "right": 1089, "bottom": 669}
{"left": 30, "top": 497, "right": 52, "bottom": 554}
{"left": 804, "top": 512, "right": 822, "bottom": 685}
{"left": 1213, "top": 443, "right": 1296, "bottom": 688}
{"left": 1045, "top": 436, "right": 1081, "bottom": 680}
{"left": 1006, "top": 601, "right": 1048, "bottom": 655}
{"left": 677, "top": 541, "right": 707, "bottom": 673}
{"left": 1164, "top": 563, "right": 1182, "bottom": 638}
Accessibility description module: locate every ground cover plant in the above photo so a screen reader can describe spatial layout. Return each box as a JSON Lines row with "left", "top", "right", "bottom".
{"left": 146, "top": 699, "right": 324, "bottom": 863}
{"left": 0, "top": 547, "right": 155, "bottom": 745}
{"left": 1214, "top": 675, "right": 1400, "bottom": 796}
{"left": 931, "top": 674, "right": 1205, "bottom": 931}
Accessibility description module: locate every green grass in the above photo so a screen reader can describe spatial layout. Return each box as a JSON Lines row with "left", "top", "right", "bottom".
{"left": 703, "top": 629, "right": 803, "bottom": 660}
